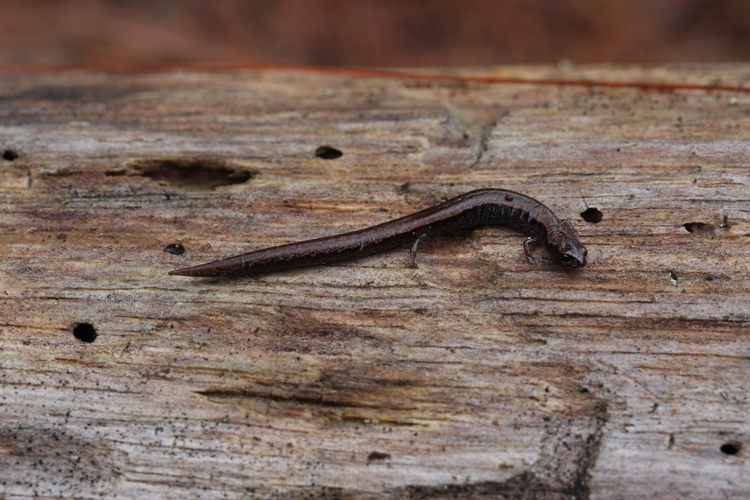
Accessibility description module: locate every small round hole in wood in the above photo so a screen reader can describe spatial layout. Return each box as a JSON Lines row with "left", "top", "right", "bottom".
{"left": 315, "top": 146, "right": 343, "bottom": 159}
{"left": 73, "top": 323, "right": 97, "bottom": 343}
{"left": 581, "top": 207, "right": 603, "bottom": 223}
{"left": 3, "top": 149, "right": 19, "bottom": 161}
{"left": 720, "top": 442, "right": 741, "bottom": 455}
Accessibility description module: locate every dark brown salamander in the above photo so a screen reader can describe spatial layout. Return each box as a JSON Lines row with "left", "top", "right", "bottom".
{"left": 169, "top": 188, "right": 587, "bottom": 277}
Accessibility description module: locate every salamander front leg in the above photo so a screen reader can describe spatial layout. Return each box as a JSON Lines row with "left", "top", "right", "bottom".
{"left": 523, "top": 237, "right": 537, "bottom": 265}
{"left": 409, "top": 233, "right": 428, "bottom": 268}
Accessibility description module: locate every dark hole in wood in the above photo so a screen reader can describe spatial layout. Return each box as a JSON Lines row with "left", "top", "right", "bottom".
{"left": 163, "top": 243, "right": 185, "bottom": 255}
{"left": 73, "top": 323, "right": 97, "bottom": 343}
{"left": 3, "top": 149, "right": 19, "bottom": 161}
{"left": 683, "top": 222, "right": 717, "bottom": 238}
{"left": 114, "top": 159, "right": 253, "bottom": 190}
{"left": 315, "top": 146, "right": 343, "bottom": 159}
{"left": 684, "top": 222, "right": 705, "bottom": 233}
{"left": 367, "top": 451, "right": 391, "bottom": 462}
{"left": 720, "top": 443, "right": 740, "bottom": 455}
{"left": 581, "top": 207, "right": 603, "bottom": 223}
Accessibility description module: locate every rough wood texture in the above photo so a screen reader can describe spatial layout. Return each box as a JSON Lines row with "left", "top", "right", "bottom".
{"left": 1, "top": 65, "right": 749, "bottom": 499}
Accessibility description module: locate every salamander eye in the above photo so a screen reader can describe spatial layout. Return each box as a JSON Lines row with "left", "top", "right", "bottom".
{"left": 561, "top": 254, "right": 573, "bottom": 263}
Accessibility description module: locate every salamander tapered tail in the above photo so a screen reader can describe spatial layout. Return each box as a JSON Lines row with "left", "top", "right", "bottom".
{"left": 169, "top": 188, "right": 587, "bottom": 278}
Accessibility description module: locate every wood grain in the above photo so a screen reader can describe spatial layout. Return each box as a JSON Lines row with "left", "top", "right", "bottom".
{"left": 0, "top": 65, "right": 748, "bottom": 499}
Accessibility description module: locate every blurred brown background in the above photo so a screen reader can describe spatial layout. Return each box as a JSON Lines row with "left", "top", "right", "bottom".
{"left": 1, "top": 0, "right": 750, "bottom": 67}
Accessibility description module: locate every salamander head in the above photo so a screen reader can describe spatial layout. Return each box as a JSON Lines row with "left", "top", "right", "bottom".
{"left": 552, "top": 220, "right": 588, "bottom": 268}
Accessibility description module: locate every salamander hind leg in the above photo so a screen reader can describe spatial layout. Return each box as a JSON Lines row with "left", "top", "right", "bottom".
{"left": 409, "top": 233, "right": 428, "bottom": 268}
{"left": 523, "top": 237, "right": 537, "bottom": 265}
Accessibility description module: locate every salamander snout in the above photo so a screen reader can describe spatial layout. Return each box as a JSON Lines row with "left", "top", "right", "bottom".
{"left": 559, "top": 245, "right": 587, "bottom": 267}
{"left": 555, "top": 220, "right": 588, "bottom": 268}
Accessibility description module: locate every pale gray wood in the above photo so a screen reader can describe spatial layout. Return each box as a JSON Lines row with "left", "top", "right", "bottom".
{"left": 0, "top": 65, "right": 748, "bottom": 499}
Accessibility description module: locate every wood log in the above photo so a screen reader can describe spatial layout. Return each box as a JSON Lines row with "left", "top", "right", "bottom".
{"left": 0, "top": 65, "right": 748, "bottom": 499}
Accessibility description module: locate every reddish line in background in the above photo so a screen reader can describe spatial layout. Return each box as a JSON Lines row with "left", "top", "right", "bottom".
{"left": 1, "top": 62, "right": 749, "bottom": 94}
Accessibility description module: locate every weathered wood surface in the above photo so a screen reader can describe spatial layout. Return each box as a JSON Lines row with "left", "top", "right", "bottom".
{"left": 1, "top": 65, "right": 749, "bottom": 499}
